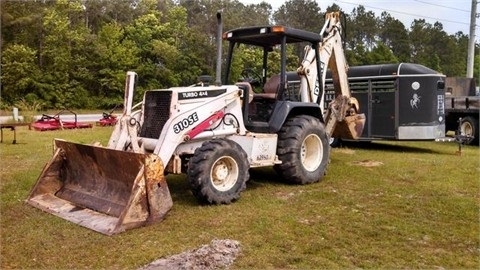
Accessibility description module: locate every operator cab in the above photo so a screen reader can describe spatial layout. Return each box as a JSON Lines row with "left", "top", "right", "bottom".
{"left": 223, "top": 25, "right": 324, "bottom": 133}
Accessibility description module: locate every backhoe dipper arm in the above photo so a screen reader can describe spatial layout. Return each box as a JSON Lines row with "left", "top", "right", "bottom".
{"left": 297, "top": 12, "right": 365, "bottom": 140}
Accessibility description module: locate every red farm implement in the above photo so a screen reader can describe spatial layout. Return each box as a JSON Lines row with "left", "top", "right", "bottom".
{"left": 32, "top": 110, "right": 93, "bottom": 131}
{"left": 96, "top": 112, "right": 118, "bottom": 127}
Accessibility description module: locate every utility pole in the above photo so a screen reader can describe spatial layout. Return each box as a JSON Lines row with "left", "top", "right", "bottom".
{"left": 466, "top": 0, "right": 477, "bottom": 78}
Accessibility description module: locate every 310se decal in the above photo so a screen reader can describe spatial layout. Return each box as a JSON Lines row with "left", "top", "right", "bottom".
{"left": 173, "top": 112, "right": 199, "bottom": 133}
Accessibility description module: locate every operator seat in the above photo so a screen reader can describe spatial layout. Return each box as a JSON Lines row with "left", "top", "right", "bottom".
{"left": 254, "top": 74, "right": 280, "bottom": 99}
{"left": 243, "top": 75, "right": 281, "bottom": 132}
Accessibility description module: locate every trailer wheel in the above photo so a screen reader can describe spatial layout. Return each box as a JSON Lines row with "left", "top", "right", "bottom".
{"left": 460, "top": 116, "right": 479, "bottom": 145}
{"left": 187, "top": 139, "right": 249, "bottom": 204}
{"left": 274, "top": 115, "right": 329, "bottom": 184}
{"left": 329, "top": 137, "right": 342, "bottom": 148}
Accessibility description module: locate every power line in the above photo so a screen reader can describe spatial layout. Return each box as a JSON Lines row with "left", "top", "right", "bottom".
{"left": 335, "top": 0, "right": 470, "bottom": 26}
{"left": 414, "top": 0, "right": 470, "bottom": 13}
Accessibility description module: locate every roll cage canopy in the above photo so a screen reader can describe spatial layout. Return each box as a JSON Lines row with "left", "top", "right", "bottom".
{"left": 223, "top": 25, "right": 323, "bottom": 47}
{"left": 222, "top": 25, "right": 324, "bottom": 98}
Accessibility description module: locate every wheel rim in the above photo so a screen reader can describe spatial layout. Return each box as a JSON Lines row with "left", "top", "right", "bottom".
{"left": 210, "top": 156, "right": 239, "bottom": 192}
{"left": 461, "top": 121, "right": 473, "bottom": 136}
{"left": 301, "top": 134, "right": 323, "bottom": 172}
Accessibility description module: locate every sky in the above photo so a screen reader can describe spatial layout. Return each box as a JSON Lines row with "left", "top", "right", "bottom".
{"left": 238, "top": 0, "right": 476, "bottom": 39}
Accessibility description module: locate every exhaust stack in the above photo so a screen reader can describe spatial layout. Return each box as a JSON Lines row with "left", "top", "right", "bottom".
{"left": 215, "top": 10, "right": 223, "bottom": 86}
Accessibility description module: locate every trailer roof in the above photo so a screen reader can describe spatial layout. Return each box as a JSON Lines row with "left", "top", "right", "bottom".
{"left": 223, "top": 25, "right": 322, "bottom": 47}
{"left": 345, "top": 63, "right": 443, "bottom": 78}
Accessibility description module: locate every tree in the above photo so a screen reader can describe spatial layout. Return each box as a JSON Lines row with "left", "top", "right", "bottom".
{"left": 123, "top": 4, "right": 200, "bottom": 95}
{"left": 409, "top": 19, "right": 440, "bottom": 71}
{"left": 364, "top": 42, "right": 398, "bottom": 64}
{"left": 347, "top": 5, "right": 377, "bottom": 52}
{"left": 1, "top": 45, "right": 40, "bottom": 104}
{"left": 0, "top": 0, "right": 477, "bottom": 110}
{"left": 273, "top": 0, "right": 323, "bottom": 32}
{"left": 89, "top": 23, "right": 140, "bottom": 107}
{"left": 82, "top": 0, "right": 141, "bottom": 33}
{"left": 179, "top": 0, "right": 274, "bottom": 81}
{"left": 0, "top": 0, "right": 51, "bottom": 53}
{"left": 38, "top": 0, "right": 92, "bottom": 108}
{"left": 378, "top": 11, "right": 410, "bottom": 62}
{"left": 243, "top": 1, "right": 273, "bottom": 25}
{"left": 273, "top": 0, "right": 323, "bottom": 61}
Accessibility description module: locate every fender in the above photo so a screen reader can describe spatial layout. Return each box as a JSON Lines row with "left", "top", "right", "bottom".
{"left": 268, "top": 101, "right": 323, "bottom": 133}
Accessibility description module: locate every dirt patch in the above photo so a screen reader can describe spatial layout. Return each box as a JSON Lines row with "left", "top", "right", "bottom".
{"left": 351, "top": 160, "right": 384, "bottom": 167}
{"left": 275, "top": 191, "right": 295, "bottom": 200}
{"left": 139, "top": 239, "right": 241, "bottom": 270}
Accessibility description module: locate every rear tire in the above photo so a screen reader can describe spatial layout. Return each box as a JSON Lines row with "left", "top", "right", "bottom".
{"left": 187, "top": 139, "right": 249, "bottom": 204}
{"left": 274, "top": 115, "right": 329, "bottom": 184}
{"left": 460, "top": 116, "right": 479, "bottom": 145}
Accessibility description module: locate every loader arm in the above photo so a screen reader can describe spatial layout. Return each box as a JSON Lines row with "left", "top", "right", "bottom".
{"left": 297, "top": 12, "right": 365, "bottom": 140}
{"left": 107, "top": 71, "right": 144, "bottom": 152}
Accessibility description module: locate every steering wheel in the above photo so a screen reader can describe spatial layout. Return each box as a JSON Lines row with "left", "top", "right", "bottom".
{"left": 241, "top": 68, "right": 262, "bottom": 88}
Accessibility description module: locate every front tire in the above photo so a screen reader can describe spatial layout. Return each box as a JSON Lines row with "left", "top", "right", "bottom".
{"left": 187, "top": 139, "right": 249, "bottom": 204}
{"left": 274, "top": 115, "right": 330, "bottom": 184}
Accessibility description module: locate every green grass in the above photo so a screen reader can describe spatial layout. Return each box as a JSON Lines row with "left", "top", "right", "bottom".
{"left": 1, "top": 126, "right": 479, "bottom": 269}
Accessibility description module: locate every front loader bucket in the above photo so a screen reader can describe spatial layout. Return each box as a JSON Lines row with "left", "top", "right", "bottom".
{"left": 26, "top": 139, "right": 172, "bottom": 235}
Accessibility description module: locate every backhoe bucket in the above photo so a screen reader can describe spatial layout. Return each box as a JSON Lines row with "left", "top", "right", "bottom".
{"left": 26, "top": 139, "right": 172, "bottom": 235}
{"left": 333, "top": 114, "right": 366, "bottom": 140}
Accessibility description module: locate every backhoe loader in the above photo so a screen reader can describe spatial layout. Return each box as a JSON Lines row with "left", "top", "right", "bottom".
{"left": 26, "top": 11, "right": 365, "bottom": 235}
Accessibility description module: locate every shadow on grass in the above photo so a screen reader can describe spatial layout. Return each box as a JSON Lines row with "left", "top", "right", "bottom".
{"left": 165, "top": 174, "right": 198, "bottom": 206}
{"left": 247, "top": 167, "right": 306, "bottom": 196}
{"left": 0, "top": 142, "right": 28, "bottom": 145}
{"left": 339, "top": 140, "right": 452, "bottom": 154}
{"left": 165, "top": 168, "right": 285, "bottom": 206}
{"left": 248, "top": 167, "right": 284, "bottom": 186}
